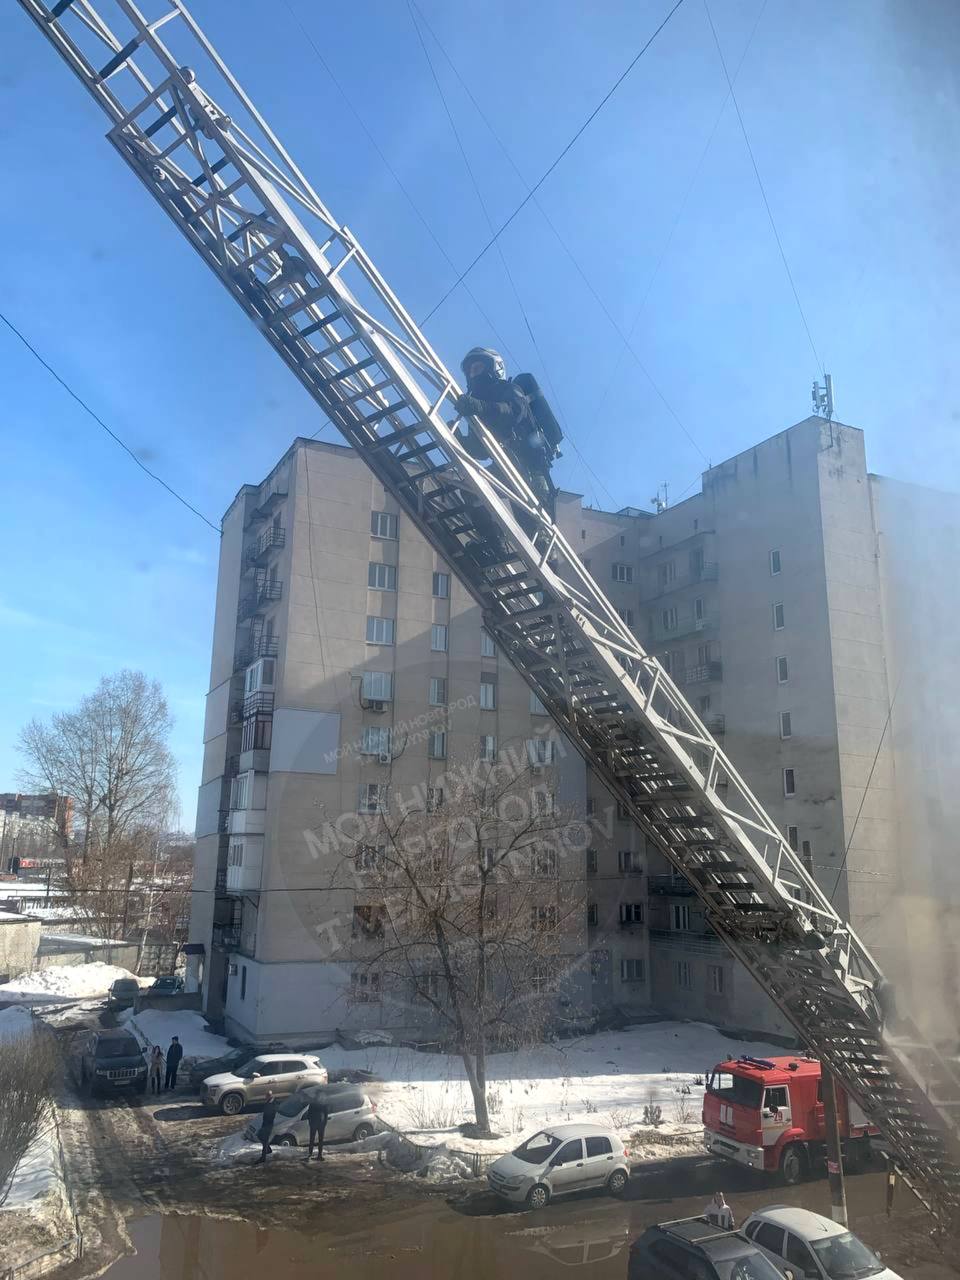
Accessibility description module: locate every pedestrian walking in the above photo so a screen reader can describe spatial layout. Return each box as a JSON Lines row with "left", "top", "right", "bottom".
{"left": 305, "top": 1096, "right": 330, "bottom": 1162}
{"left": 256, "top": 1092, "right": 278, "bottom": 1164}
{"left": 164, "top": 1035, "right": 183, "bottom": 1090}
{"left": 704, "top": 1191, "right": 735, "bottom": 1229}
{"left": 149, "top": 1045, "right": 164, "bottom": 1095}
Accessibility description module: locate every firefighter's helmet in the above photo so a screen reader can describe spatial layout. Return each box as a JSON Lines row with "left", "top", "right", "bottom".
{"left": 460, "top": 347, "right": 506, "bottom": 382}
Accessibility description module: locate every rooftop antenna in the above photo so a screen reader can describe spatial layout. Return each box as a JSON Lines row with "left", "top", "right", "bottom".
{"left": 650, "top": 482, "right": 669, "bottom": 514}
{"left": 812, "top": 374, "right": 834, "bottom": 421}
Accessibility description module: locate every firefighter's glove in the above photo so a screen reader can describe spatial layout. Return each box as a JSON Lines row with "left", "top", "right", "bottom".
{"left": 455, "top": 393, "right": 484, "bottom": 417}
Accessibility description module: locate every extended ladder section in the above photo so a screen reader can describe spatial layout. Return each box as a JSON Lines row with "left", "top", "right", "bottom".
{"left": 20, "top": 0, "right": 960, "bottom": 1223}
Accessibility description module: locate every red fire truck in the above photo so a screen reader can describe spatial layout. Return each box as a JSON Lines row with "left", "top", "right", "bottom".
{"left": 703, "top": 1055, "right": 879, "bottom": 1184}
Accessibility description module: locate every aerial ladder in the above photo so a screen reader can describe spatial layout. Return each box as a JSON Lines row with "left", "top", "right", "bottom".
{"left": 18, "top": 0, "right": 960, "bottom": 1226}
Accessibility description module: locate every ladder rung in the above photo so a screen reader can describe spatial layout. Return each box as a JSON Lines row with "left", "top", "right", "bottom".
{"left": 397, "top": 439, "right": 444, "bottom": 462}
{"left": 99, "top": 36, "right": 139, "bottom": 80}
{"left": 364, "top": 403, "right": 409, "bottom": 429}
{"left": 327, "top": 356, "right": 377, "bottom": 383}
{"left": 192, "top": 155, "right": 230, "bottom": 188}
{"left": 143, "top": 105, "right": 177, "bottom": 138}
{"left": 300, "top": 310, "right": 343, "bottom": 338}
{"left": 372, "top": 422, "right": 422, "bottom": 448}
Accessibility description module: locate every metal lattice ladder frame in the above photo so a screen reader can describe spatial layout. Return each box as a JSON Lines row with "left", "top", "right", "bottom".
{"left": 19, "top": 0, "right": 960, "bottom": 1224}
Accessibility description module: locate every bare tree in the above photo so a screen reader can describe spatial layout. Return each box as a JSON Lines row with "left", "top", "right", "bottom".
{"left": 318, "top": 748, "right": 586, "bottom": 1135}
{"left": 0, "top": 1026, "right": 61, "bottom": 1204}
{"left": 17, "top": 671, "right": 176, "bottom": 938}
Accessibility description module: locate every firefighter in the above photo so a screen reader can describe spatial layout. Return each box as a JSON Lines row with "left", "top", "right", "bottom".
{"left": 455, "top": 348, "right": 563, "bottom": 522}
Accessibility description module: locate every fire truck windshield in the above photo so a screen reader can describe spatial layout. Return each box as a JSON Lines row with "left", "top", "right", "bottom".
{"left": 706, "top": 1070, "right": 763, "bottom": 1109}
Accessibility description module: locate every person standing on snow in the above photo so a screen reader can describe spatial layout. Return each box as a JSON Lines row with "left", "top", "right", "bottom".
{"left": 455, "top": 348, "right": 563, "bottom": 525}
{"left": 256, "top": 1091, "right": 278, "bottom": 1165}
{"left": 149, "top": 1045, "right": 164, "bottom": 1095}
{"left": 164, "top": 1035, "right": 183, "bottom": 1090}
{"left": 305, "top": 1096, "right": 330, "bottom": 1162}
{"left": 704, "top": 1191, "right": 735, "bottom": 1229}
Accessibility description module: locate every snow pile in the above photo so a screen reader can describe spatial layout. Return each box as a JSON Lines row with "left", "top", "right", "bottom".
{"left": 319, "top": 1021, "right": 782, "bottom": 1159}
{"left": 0, "top": 962, "right": 142, "bottom": 1004}
{"left": 0, "top": 1007, "right": 37, "bottom": 1042}
{"left": 352, "top": 1029, "right": 393, "bottom": 1046}
{"left": 0, "top": 1112, "right": 60, "bottom": 1210}
{"left": 127, "top": 1010, "right": 226, "bottom": 1058}
{"left": 380, "top": 1133, "right": 475, "bottom": 1182}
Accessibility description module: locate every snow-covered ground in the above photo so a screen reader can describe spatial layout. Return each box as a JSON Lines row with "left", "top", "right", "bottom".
{"left": 0, "top": 1006, "right": 38, "bottom": 1041}
{"left": 0, "top": 961, "right": 148, "bottom": 1005}
{"left": 126, "top": 1009, "right": 228, "bottom": 1057}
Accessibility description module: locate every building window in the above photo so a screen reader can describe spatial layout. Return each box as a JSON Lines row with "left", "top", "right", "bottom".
{"left": 480, "top": 629, "right": 496, "bottom": 658}
{"left": 658, "top": 561, "right": 677, "bottom": 588}
{"left": 366, "top": 616, "right": 395, "bottom": 645}
{"left": 230, "top": 772, "right": 250, "bottom": 811}
{"left": 690, "top": 547, "right": 704, "bottom": 576}
{"left": 783, "top": 768, "right": 796, "bottom": 797}
{"left": 618, "top": 849, "right": 641, "bottom": 873}
{"left": 355, "top": 844, "right": 384, "bottom": 872}
{"left": 586, "top": 796, "right": 596, "bottom": 817}
{"left": 240, "top": 965, "right": 247, "bottom": 1000}
{"left": 671, "top": 903, "right": 691, "bottom": 931}
{"left": 619, "top": 534, "right": 626, "bottom": 547}
{"left": 352, "top": 904, "right": 386, "bottom": 939}
{"left": 674, "top": 959, "right": 693, "bottom": 989}
{"left": 480, "top": 676, "right": 496, "bottom": 710}
{"left": 361, "top": 670, "right": 393, "bottom": 701}
{"left": 429, "top": 676, "right": 446, "bottom": 706}
{"left": 479, "top": 734, "right": 497, "bottom": 762}
{"left": 698, "top": 695, "right": 711, "bottom": 714}
{"left": 530, "top": 904, "right": 558, "bottom": 931}
{"left": 770, "top": 548, "right": 782, "bottom": 576}
{"left": 779, "top": 710, "right": 792, "bottom": 739}
{"left": 708, "top": 964, "right": 724, "bottom": 995}
{"left": 480, "top": 847, "right": 496, "bottom": 873}
{"left": 431, "top": 624, "right": 448, "bottom": 652}
{"left": 432, "top": 571, "right": 450, "bottom": 598}
{"left": 358, "top": 783, "right": 389, "bottom": 814}
{"left": 616, "top": 800, "right": 631, "bottom": 821}
{"left": 787, "top": 825, "right": 799, "bottom": 851}
{"left": 586, "top": 848, "right": 598, "bottom": 875}
{"left": 581, "top": 529, "right": 586, "bottom": 541}
{"left": 244, "top": 657, "right": 275, "bottom": 694}
{"left": 619, "top": 902, "right": 644, "bottom": 925}
{"left": 616, "top": 606, "right": 635, "bottom": 627}
{"left": 612, "top": 563, "right": 634, "bottom": 583}
{"left": 621, "top": 958, "right": 645, "bottom": 983}
{"left": 587, "top": 903, "right": 598, "bottom": 927}
{"left": 529, "top": 690, "right": 548, "bottom": 715}
{"left": 426, "top": 786, "right": 443, "bottom": 813}
{"left": 661, "top": 606, "right": 678, "bottom": 632}
{"left": 533, "top": 847, "right": 557, "bottom": 877}
{"left": 241, "top": 714, "right": 272, "bottom": 752}
{"left": 527, "top": 737, "right": 557, "bottom": 766}
{"left": 428, "top": 730, "right": 447, "bottom": 760}
{"left": 801, "top": 839, "right": 813, "bottom": 872}
{"left": 361, "top": 726, "right": 392, "bottom": 757}
{"left": 776, "top": 656, "right": 789, "bottom": 684}
{"left": 773, "top": 602, "right": 785, "bottom": 630}
{"left": 350, "top": 970, "right": 382, "bottom": 1002}
{"left": 694, "top": 597, "right": 704, "bottom": 622}
{"left": 228, "top": 841, "right": 243, "bottom": 868}
{"left": 370, "top": 511, "right": 398, "bottom": 539}
{"left": 368, "top": 562, "right": 397, "bottom": 590}
{"left": 590, "top": 949, "right": 608, "bottom": 980}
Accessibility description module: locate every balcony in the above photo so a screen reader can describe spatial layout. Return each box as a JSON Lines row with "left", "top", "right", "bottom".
{"left": 645, "top": 562, "right": 718, "bottom": 600}
{"left": 228, "top": 807, "right": 266, "bottom": 837}
{"left": 233, "top": 634, "right": 279, "bottom": 671}
{"left": 651, "top": 615, "right": 717, "bottom": 644}
{"left": 680, "top": 661, "right": 723, "bottom": 686}
{"left": 703, "top": 714, "right": 725, "bottom": 737}
{"left": 237, "top": 580, "right": 282, "bottom": 620}
{"left": 211, "top": 923, "right": 241, "bottom": 950}
{"left": 649, "top": 927, "right": 722, "bottom": 954}
{"left": 216, "top": 808, "right": 230, "bottom": 834}
{"left": 247, "top": 485, "right": 288, "bottom": 526}
{"left": 244, "top": 525, "right": 286, "bottom": 570}
{"left": 242, "top": 691, "right": 275, "bottom": 718}
{"left": 648, "top": 874, "right": 696, "bottom": 896}
{"left": 226, "top": 864, "right": 262, "bottom": 894}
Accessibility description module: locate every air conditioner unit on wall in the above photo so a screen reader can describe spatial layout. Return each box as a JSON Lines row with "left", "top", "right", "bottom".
{"left": 365, "top": 700, "right": 386, "bottom": 713}
{"left": 695, "top": 619, "right": 705, "bottom": 631}
{"left": 228, "top": 963, "right": 238, "bottom": 976}
{"left": 378, "top": 751, "right": 392, "bottom": 765}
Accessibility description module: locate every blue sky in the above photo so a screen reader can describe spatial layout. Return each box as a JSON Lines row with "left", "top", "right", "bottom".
{"left": 1, "top": 0, "right": 958, "bottom": 823}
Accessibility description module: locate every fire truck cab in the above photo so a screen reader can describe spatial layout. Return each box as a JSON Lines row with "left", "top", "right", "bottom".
{"left": 703, "top": 1055, "right": 877, "bottom": 1184}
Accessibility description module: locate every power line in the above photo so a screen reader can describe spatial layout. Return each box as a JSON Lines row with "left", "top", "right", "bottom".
{"left": 420, "top": 0, "right": 689, "bottom": 325}
{"left": 0, "top": 308, "right": 220, "bottom": 534}
{"left": 405, "top": 0, "right": 617, "bottom": 511}
{"left": 411, "top": 0, "right": 709, "bottom": 472}
{"left": 702, "top": 0, "right": 824, "bottom": 375}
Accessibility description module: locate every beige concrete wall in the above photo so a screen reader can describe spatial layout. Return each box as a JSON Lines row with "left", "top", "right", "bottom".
{"left": 0, "top": 917, "right": 40, "bottom": 980}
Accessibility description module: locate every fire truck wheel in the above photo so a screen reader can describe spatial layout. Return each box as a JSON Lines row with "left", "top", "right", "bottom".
{"left": 779, "top": 1143, "right": 807, "bottom": 1185}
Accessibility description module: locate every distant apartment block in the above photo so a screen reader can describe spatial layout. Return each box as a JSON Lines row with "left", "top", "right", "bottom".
{"left": 0, "top": 793, "right": 72, "bottom": 870}
{"left": 192, "top": 418, "right": 958, "bottom": 1043}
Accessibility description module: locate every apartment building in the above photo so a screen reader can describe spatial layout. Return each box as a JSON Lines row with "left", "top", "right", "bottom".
{"left": 192, "top": 417, "right": 958, "bottom": 1044}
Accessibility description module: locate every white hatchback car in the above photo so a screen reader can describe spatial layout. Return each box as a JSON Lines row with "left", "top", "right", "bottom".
{"left": 201, "top": 1053, "right": 328, "bottom": 1115}
{"left": 743, "top": 1206, "right": 902, "bottom": 1280}
{"left": 487, "top": 1123, "right": 630, "bottom": 1210}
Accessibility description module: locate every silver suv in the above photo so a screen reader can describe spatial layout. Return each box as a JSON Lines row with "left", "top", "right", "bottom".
{"left": 487, "top": 1123, "right": 631, "bottom": 1209}
{"left": 201, "top": 1053, "right": 328, "bottom": 1115}
{"left": 243, "top": 1085, "right": 379, "bottom": 1146}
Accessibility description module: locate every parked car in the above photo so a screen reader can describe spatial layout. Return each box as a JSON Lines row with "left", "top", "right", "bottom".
{"left": 200, "top": 1052, "right": 328, "bottom": 1115}
{"left": 486, "top": 1123, "right": 630, "bottom": 1209}
{"left": 243, "top": 1084, "right": 378, "bottom": 1146}
{"left": 742, "top": 1206, "right": 902, "bottom": 1280}
{"left": 73, "top": 1028, "right": 148, "bottom": 1097}
{"left": 629, "top": 1218, "right": 795, "bottom": 1279}
{"left": 148, "top": 975, "right": 184, "bottom": 996}
{"left": 189, "top": 1042, "right": 289, "bottom": 1091}
{"left": 106, "top": 977, "right": 140, "bottom": 1010}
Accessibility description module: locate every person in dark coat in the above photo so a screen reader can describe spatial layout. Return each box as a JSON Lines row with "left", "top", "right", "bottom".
{"left": 455, "top": 348, "right": 562, "bottom": 529}
{"left": 256, "top": 1091, "right": 278, "bottom": 1164}
{"left": 164, "top": 1035, "right": 183, "bottom": 1090}
{"left": 149, "top": 1045, "right": 164, "bottom": 1095}
{"left": 305, "top": 1096, "right": 330, "bottom": 1162}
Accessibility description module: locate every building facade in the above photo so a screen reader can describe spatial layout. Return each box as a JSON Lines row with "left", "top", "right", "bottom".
{"left": 192, "top": 418, "right": 959, "bottom": 1044}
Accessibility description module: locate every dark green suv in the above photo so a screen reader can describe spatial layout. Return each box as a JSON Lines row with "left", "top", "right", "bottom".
{"left": 74, "top": 1028, "right": 148, "bottom": 1097}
